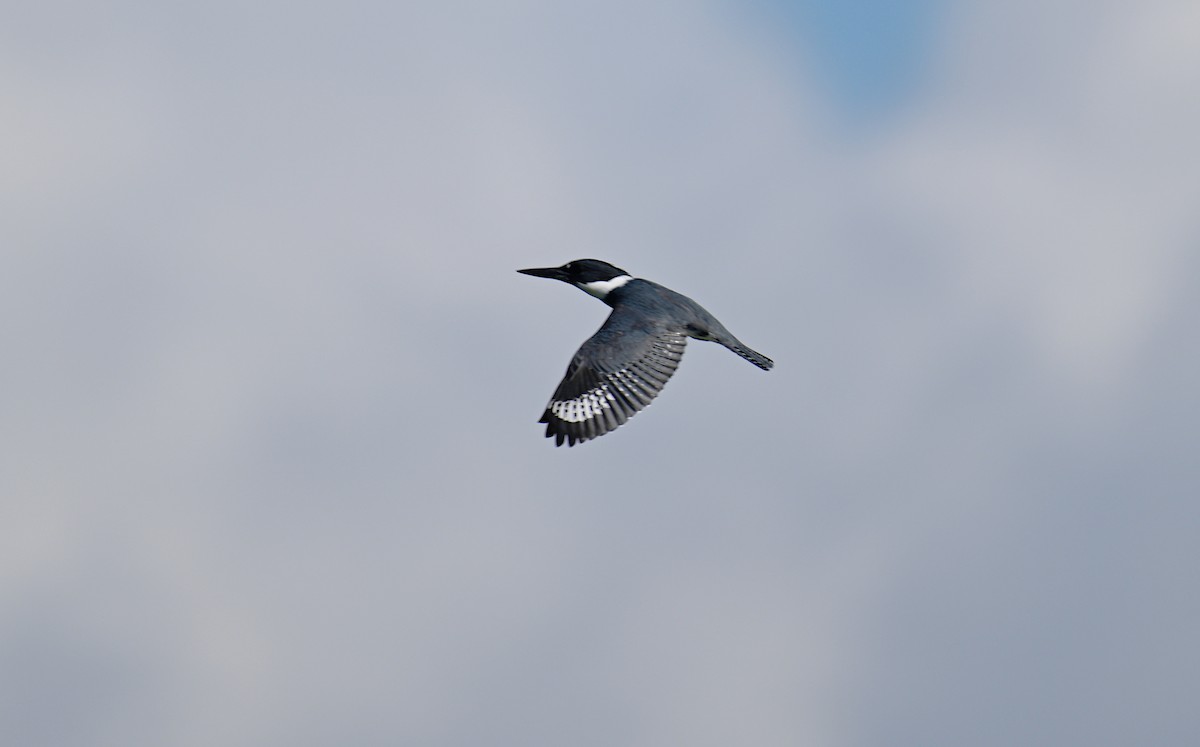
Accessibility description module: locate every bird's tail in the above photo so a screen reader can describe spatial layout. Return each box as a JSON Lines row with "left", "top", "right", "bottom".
{"left": 726, "top": 341, "right": 774, "bottom": 371}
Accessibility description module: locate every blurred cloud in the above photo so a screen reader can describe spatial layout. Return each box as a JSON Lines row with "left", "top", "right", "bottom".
{"left": 2, "top": 1, "right": 1198, "bottom": 745}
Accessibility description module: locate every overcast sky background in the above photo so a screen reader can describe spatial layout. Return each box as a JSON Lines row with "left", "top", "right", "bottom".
{"left": 4, "top": 1, "right": 1199, "bottom": 745}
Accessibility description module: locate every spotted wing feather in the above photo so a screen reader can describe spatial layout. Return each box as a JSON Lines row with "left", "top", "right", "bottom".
{"left": 539, "top": 327, "right": 687, "bottom": 446}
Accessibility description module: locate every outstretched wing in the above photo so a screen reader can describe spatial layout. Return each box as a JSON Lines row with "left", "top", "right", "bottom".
{"left": 539, "top": 319, "right": 687, "bottom": 447}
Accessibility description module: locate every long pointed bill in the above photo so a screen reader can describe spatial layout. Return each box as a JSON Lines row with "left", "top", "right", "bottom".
{"left": 517, "top": 266, "right": 568, "bottom": 280}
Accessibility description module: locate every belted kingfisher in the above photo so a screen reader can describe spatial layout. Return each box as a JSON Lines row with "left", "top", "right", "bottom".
{"left": 518, "top": 259, "right": 774, "bottom": 446}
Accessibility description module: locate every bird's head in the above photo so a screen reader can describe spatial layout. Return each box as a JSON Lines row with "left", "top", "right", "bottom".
{"left": 517, "top": 259, "right": 633, "bottom": 300}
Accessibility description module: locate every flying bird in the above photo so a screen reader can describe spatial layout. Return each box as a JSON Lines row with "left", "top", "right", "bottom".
{"left": 518, "top": 259, "right": 774, "bottom": 446}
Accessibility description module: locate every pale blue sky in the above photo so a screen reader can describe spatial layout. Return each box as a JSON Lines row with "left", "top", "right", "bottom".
{"left": 754, "top": 0, "right": 943, "bottom": 116}
{"left": 3, "top": 2, "right": 1199, "bottom": 746}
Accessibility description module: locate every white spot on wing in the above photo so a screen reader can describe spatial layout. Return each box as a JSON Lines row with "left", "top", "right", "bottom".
{"left": 550, "top": 388, "right": 614, "bottom": 423}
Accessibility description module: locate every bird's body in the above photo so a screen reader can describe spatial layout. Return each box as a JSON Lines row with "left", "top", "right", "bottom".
{"left": 519, "top": 259, "right": 773, "bottom": 446}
